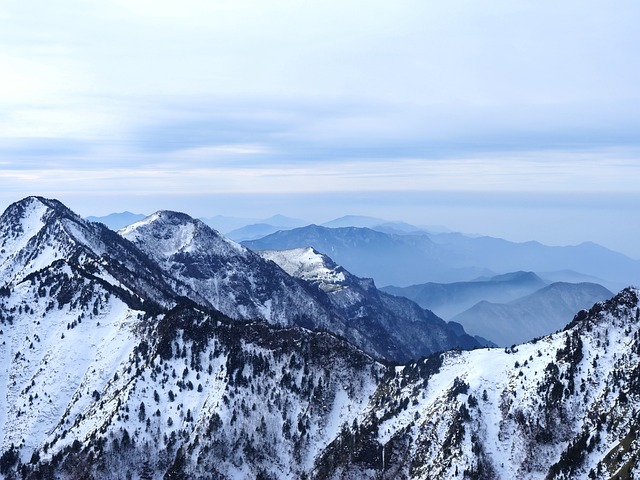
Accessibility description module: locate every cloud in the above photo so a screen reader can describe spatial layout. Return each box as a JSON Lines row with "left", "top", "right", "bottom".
{"left": 1, "top": 150, "right": 638, "bottom": 202}
{"left": 0, "top": 0, "right": 639, "bottom": 231}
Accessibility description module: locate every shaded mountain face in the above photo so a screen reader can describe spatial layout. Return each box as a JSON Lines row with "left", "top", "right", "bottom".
{"left": 259, "top": 247, "right": 481, "bottom": 362}
{"left": 382, "top": 271, "right": 548, "bottom": 319}
{"left": 451, "top": 282, "right": 614, "bottom": 346}
{"left": 244, "top": 225, "right": 640, "bottom": 290}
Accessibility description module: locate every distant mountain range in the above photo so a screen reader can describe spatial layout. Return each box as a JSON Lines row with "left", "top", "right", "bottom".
{"left": 244, "top": 224, "right": 639, "bottom": 291}
{"left": 201, "top": 214, "right": 307, "bottom": 235}
{"left": 222, "top": 214, "right": 434, "bottom": 241}
{"left": 86, "top": 211, "right": 146, "bottom": 230}
{"left": 90, "top": 212, "right": 636, "bottom": 291}
{"left": 225, "top": 223, "right": 290, "bottom": 241}
{"left": 382, "top": 271, "right": 549, "bottom": 319}
{"left": 452, "top": 282, "right": 612, "bottom": 346}
{"left": 382, "top": 273, "right": 613, "bottom": 346}
{"left": 320, "top": 215, "right": 422, "bottom": 233}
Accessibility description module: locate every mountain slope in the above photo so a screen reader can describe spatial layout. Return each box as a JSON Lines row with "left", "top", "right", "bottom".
{"left": 313, "top": 288, "right": 640, "bottom": 479}
{"left": 259, "top": 247, "right": 481, "bottom": 362}
{"left": 1, "top": 299, "right": 384, "bottom": 479}
{"left": 0, "top": 196, "right": 184, "bottom": 457}
{"left": 2, "top": 197, "right": 640, "bottom": 480}
{"left": 451, "top": 282, "right": 613, "bottom": 346}
{"left": 3, "top": 261, "right": 640, "bottom": 480}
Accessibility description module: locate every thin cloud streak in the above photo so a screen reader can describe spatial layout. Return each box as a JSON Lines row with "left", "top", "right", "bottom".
{"left": 1, "top": 153, "right": 638, "bottom": 196}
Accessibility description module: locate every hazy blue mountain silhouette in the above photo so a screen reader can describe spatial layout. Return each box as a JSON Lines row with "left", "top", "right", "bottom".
{"left": 244, "top": 225, "right": 639, "bottom": 290}
{"left": 244, "top": 225, "right": 491, "bottom": 285}
{"left": 450, "top": 282, "right": 613, "bottom": 346}
{"left": 382, "top": 271, "right": 548, "bottom": 319}
{"left": 86, "top": 211, "right": 146, "bottom": 230}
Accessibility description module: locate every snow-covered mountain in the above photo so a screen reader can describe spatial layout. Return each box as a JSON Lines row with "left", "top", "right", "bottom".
{"left": 313, "top": 287, "right": 640, "bottom": 479}
{"left": 0, "top": 196, "right": 183, "bottom": 461}
{"left": 259, "top": 247, "right": 483, "bottom": 361}
{"left": 119, "top": 213, "right": 478, "bottom": 362}
{"left": 119, "top": 210, "right": 340, "bottom": 332}
{"left": 2, "top": 197, "right": 640, "bottom": 479}
{"left": 0, "top": 197, "right": 179, "bottom": 309}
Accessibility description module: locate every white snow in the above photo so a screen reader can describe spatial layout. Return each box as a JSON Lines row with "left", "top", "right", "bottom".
{"left": 259, "top": 247, "right": 347, "bottom": 287}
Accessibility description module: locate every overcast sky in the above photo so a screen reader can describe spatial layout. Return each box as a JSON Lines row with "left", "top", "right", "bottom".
{"left": 1, "top": 1, "right": 639, "bottom": 257}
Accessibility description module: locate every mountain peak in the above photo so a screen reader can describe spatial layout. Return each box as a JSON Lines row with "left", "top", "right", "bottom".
{"left": 130, "top": 209, "right": 195, "bottom": 228}
{"left": 0, "top": 196, "right": 87, "bottom": 265}
{"left": 1, "top": 196, "right": 78, "bottom": 229}
{"left": 121, "top": 210, "right": 244, "bottom": 260}
{"left": 322, "top": 215, "right": 386, "bottom": 228}
{"left": 489, "top": 270, "right": 544, "bottom": 284}
{"left": 0, "top": 196, "right": 181, "bottom": 309}
{"left": 259, "top": 247, "right": 348, "bottom": 288}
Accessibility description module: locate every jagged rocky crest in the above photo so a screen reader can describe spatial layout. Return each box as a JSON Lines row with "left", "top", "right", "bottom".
{"left": 0, "top": 197, "right": 639, "bottom": 479}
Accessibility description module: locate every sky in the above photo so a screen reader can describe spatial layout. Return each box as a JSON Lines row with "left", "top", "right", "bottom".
{"left": 1, "top": 0, "right": 639, "bottom": 258}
